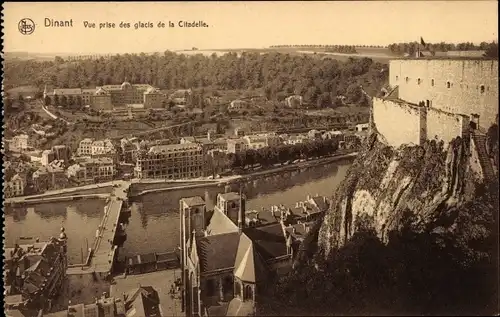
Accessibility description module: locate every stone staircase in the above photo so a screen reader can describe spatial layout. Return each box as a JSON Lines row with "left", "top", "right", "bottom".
{"left": 472, "top": 132, "right": 497, "bottom": 182}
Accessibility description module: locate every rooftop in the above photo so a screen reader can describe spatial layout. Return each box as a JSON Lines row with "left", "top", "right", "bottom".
{"left": 197, "top": 232, "right": 240, "bottom": 273}
{"left": 219, "top": 192, "right": 241, "bottom": 202}
{"left": 181, "top": 196, "right": 205, "bottom": 207}
{"left": 242, "top": 223, "right": 288, "bottom": 261}
{"left": 206, "top": 209, "right": 239, "bottom": 236}
{"left": 149, "top": 143, "right": 201, "bottom": 153}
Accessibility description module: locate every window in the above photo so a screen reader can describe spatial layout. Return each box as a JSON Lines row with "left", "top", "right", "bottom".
{"left": 480, "top": 85, "right": 485, "bottom": 94}
{"left": 405, "top": 77, "right": 409, "bottom": 83}
{"left": 447, "top": 82, "right": 451, "bottom": 89}
{"left": 395, "top": 75, "right": 399, "bottom": 81}
{"left": 417, "top": 78, "right": 421, "bottom": 85}
{"left": 431, "top": 79, "right": 435, "bottom": 87}
{"left": 206, "top": 279, "right": 216, "bottom": 296}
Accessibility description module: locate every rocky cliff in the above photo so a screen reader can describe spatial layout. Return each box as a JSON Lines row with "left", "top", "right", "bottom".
{"left": 317, "top": 132, "right": 479, "bottom": 256}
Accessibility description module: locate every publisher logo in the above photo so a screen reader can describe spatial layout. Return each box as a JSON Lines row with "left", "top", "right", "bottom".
{"left": 18, "top": 18, "right": 35, "bottom": 35}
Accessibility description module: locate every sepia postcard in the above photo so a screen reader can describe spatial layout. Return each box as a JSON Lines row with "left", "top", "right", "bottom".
{"left": 2, "top": 1, "right": 499, "bottom": 316}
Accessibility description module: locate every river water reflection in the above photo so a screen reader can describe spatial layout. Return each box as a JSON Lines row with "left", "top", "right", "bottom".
{"left": 4, "top": 158, "right": 353, "bottom": 264}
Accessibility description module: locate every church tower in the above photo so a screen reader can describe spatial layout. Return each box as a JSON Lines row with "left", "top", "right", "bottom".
{"left": 179, "top": 197, "right": 206, "bottom": 314}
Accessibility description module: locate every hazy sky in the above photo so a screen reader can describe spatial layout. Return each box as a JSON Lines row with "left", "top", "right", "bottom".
{"left": 3, "top": 1, "right": 498, "bottom": 54}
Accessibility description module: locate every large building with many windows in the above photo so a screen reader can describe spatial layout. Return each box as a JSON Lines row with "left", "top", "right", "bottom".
{"left": 44, "top": 82, "right": 166, "bottom": 110}
{"left": 134, "top": 143, "right": 205, "bottom": 179}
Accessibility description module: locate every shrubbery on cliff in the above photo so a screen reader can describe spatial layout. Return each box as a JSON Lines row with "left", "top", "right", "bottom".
{"left": 266, "top": 177, "right": 497, "bottom": 316}
{"left": 262, "top": 133, "right": 499, "bottom": 316}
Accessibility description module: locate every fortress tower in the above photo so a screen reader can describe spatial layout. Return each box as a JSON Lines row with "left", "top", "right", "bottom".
{"left": 372, "top": 57, "right": 498, "bottom": 148}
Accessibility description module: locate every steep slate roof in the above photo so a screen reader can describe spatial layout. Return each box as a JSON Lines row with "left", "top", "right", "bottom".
{"left": 233, "top": 234, "right": 268, "bottom": 283}
{"left": 219, "top": 192, "right": 241, "bottom": 202}
{"left": 181, "top": 196, "right": 205, "bottom": 207}
{"left": 126, "top": 286, "right": 161, "bottom": 317}
{"left": 196, "top": 232, "right": 240, "bottom": 273}
{"left": 311, "top": 196, "right": 328, "bottom": 212}
{"left": 206, "top": 209, "right": 239, "bottom": 236}
{"left": 242, "top": 224, "right": 288, "bottom": 261}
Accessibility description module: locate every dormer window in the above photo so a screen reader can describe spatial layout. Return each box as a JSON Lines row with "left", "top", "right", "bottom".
{"left": 447, "top": 81, "right": 451, "bottom": 89}
{"left": 405, "top": 77, "right": 409, "bottom": 83}
{"left": 431, "top": 79, "right": 435, "bottom": 87}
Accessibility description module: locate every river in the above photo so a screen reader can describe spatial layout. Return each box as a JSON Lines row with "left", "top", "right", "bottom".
{"left": 4, "top": 158, "right": 353, "bottom": 264}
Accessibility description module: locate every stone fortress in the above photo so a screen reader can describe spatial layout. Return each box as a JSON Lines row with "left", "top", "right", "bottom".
{"left": 372, "top": 57, "right": 498, "bottom": 148}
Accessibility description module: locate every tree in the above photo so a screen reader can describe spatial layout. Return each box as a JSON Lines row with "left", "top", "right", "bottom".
{"left": 77, "top": 96, "right": 83, "bottom": 108}
{"left": 68, "top": 95, "right": 75, "bottom": 108}
{"left": 60, "top": 95, "right": 68, "bottom": 108}
{"left": 484, "top": 41, "right": 498, "bottom": 58}
{"left": 44, "top": 96, "right": 52, "bottom": 106}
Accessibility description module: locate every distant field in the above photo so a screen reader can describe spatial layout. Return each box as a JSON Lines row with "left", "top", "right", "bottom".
{"left": 189, "top": 46, "right": 396, "bottom": 63}
{"left": 6, "top": 85, "right": 40, "bottom": 97}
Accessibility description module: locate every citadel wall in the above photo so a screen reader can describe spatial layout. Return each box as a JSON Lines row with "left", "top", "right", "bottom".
{"left": 389, "top": 59, "right": 498, "bottom": 129}
{"left": 426, "top": 107, "right": 469, "bottom": 145}
{"left": 372, "top": 97, "right": 424, "bottom": 147}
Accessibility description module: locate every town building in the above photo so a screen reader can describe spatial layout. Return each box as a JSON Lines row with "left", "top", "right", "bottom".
{"left": 32, "top": 161, "right": 68, "bottom": 193}
{"left": 134, "top": 143, "right": 205, "bottom": 179}
{"left": 234, "top": 128, "right": 245, "bottom": 137}
{"left": 355, "top": 123, "right": 370, "bottom": 132}
{"left": 286, "top": 95, "right": 303, "bottom": 108}
{"left": 77, "top": 138, "right": 95, "bottom": 156}
{"left": 4, "top": 174, "right": 26, "bottom": 198}
{"left": 243, "top": 133, "right": 282, "bottom": 150}
{"left": 170, "top": 89, "right": 192, "bottom": 105}
{"left": 4, "top": 229, "right": 68, "bottom": 313}
{"left": 44, "top": 82, "right": 166, "bottom": 110}
{"left": 66, "top": 157, "right": 115, "bottom": 184}
{"left": 229, "top": 100, "right": 249, "bottom": 111}
{"left": 180, "top": 132, "right": 228, "bottom": 153}
{"left": 11, "top": 134, "right": 30, "bottom": 152}
{"left": 120, "top": 137, "right": 141, "bottom": 163}
{"left": 41, "top": 150, "right": 56, "bottom": 167}
{"left": 226, "top": 138, "right": 248, "bottom": 154}
{"left": 91, "top": 138, "right": 116, "bottom": 156}
{"left": 43, "top": 286, "right": 163, "bottom": 317}
{"left": 179, "top": 193, "right": 292, "bottom": 316}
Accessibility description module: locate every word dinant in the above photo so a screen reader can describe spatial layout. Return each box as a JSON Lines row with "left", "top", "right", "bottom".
{"left": 44, "top": 18, "right": 209, "bottom": 29}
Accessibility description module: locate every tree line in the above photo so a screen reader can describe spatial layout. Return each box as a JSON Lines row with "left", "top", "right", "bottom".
{"left": 388, "top": 41, "right": 498, "bottom": 57}
{"left": 270, "top": 45, "right": 358, "bottom": 54}
{"left": 4, "top": 52, "right": 388, "bottom": 107}
{"left": 227, "top": 138, "right": 342, "bottom": 170}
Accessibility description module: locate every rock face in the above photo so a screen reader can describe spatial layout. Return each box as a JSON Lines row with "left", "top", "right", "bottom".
{"left": 317, "top": 132, "right": 478, "bottom": 257}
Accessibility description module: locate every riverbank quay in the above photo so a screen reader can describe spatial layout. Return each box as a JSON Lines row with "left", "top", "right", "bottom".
{"left": 4, "top": 151, "right": 358, "bottom": 204}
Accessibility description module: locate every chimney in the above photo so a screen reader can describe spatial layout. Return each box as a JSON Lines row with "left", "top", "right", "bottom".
{"left": 295, "top": 202, "right": 299, "bottom": 208}
{"left": 306, "top": 195, "right": 311, "bottom": 201}
{"left": 207, "top": 131, "right": 212, "bottom": 142}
